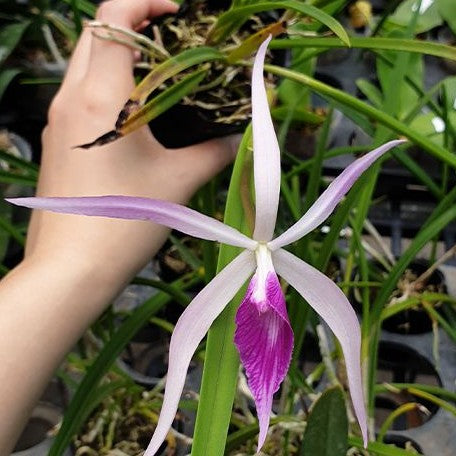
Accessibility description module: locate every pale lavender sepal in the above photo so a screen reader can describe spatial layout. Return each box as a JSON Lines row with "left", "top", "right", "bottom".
{"left": 234, "top": 270, "right": 293, "bottom": 451}
{"left": 144, "top": 250, "right": 256, "bottom": 456}
{"left": 252, "top": 35, "right": 281, "bottom": 243}
{"left": 268, "top": 139, "right": 407, "bottom": 250}
{"left": 272, "top": 248, "right": 368, "bottom": 446}
{"left": 7, "top": 196, "right": 257, "bottom": 250}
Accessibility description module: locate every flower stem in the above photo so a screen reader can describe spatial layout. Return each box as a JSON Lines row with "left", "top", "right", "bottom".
{"left": 191, "top": 127, "right": 253, "bottom": 455}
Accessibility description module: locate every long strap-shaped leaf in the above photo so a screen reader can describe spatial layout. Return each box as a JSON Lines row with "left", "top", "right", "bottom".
{"left": 119, "top": 68, "right": 208, "bottom": 136}
{"left": 127, "top": 47, "right": 224, "bottom": 106}
{"left": 0, "top": 21, "right": 30, "bottom": 66}
{"left": 208, "top": 1, "right": 350, "bottom": 46}
{"left": 265, "top": 64, "right": 456, "bottom": 169}
{"left": 270, "top": 36, "right": 456, "bottom": 61}
{"left": 226, "top": 21, "right": 286, "bottom": 64}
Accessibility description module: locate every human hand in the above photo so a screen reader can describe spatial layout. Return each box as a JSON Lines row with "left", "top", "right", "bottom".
{"left": 0, "top": 3, "right": 241, "bottom": 450}
{"left": 25, "top": 0, "right": 238, "bottom": 288}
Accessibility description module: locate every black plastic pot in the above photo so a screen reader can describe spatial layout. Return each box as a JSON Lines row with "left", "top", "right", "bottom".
{"left": 12, "top": 378, "right": 70, "bottom": 455}
{"left": 382, "top": 434, "right": 423, "bottom": 453}
{"left": 12, "top": 378, "right": 73, "bottom": 456}
{"left": 0, "top": 63, "right": 63, "bottom": 163}
{"left": 377, "top": 264, "right": 456, "bottom": 455}
{"left": 376, "top": 341, "right": 442, "bottom": 430}
{"left": 298, "top": 332, "right": 323, "bottom": 387}
{"left": 378, "top": 313, "right": 456, "bottom": 456}
{"left": 12, "top": 403, "right": 69, "bottom": 456}
{"left": 119, "top": 335, "right": 170, "bottom": 388}
{"left": 149, "top": 103, "right": 248, "bottom": 149}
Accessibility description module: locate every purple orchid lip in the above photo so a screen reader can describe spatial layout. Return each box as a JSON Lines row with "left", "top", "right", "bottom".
{"left": 6, "top": 34, "right": 407, "bottom": 453}
{"left": 234, "top": 245, "right": 293, "bottom": 451}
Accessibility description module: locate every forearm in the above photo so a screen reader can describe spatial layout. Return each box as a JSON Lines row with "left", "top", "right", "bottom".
{"left": 0, "top": 247, "right": 149, "bottom": 454}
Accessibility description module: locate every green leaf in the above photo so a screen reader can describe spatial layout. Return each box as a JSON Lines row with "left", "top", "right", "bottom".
{"left": 270, "top": 36, "right": 456, "bottom": 62}
{"left": 0, "top": 148, "right": 38, "bottom": 176}
{"left": 438, "top": 0, "right": 456, "bottom": 34}
{"left": 226, "top": 21, "right": 286, "bottom": 64}
{"left": 392, "top": 147, "right": 442, "bottom": 199}
{"left": 191, "top": 127, "right": 253, "bottom": 455}
{"left": 381, "top": 292, "right": 456, "bottom": 320}
{"left": 375, "top": 382, "right": 456, "bottom": 403}
{"left": 356, "top": 78, "right": 383, "bottom": 108}
{"left": 0, "top": 68, "right": 20, "bottom": 101}
{"left": 376, "top": 32, "right": 423, "bottom": 121}
{"left": 387, "top": 0, "right": 443, "bottom": 33}
{"left": 441, "top": 76, "right": 456, "bottom": 113}
{"left": 0, "top": 211, "right": 25, "bottom": 247}
{"left": 120, "top": 68, "right": 208, "bottom": 134}
{"left": 209, "top": 1, "right": 350, "bottom": 46}
{"left": 349, "top": 436, "right": 423, "bottom": 455}
{"left": 265, "top": 64, "right": 456, "bottom": 169}
{"left": 411, "top": 112, "right": 447, "bottom": 138}
{"left": 0, "top": 170, "right": 37, "bottom": 187}
{"left": 0, "top": 21, "right": 30, "bottom": 66}
{"left": 45, "top": 11, "right": 78, "bottom": 44}
{"left": 62, "top": 0, "right": 97, "bottom": 18}
{"left": 315, "top": 184, "right": 360, "bottom": 272}
{"left": 300, "top": 386, "right": 348, "bottom": 456}
{"left": 128, "top": 47, "right": 223, "bottom": 105}
{"left": 271, "top": 106, "right": 324, "bottom": 125}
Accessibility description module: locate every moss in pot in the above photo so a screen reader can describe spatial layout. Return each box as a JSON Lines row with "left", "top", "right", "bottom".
{"left": 74, "top": 383, "right": 186, "bottom": 455}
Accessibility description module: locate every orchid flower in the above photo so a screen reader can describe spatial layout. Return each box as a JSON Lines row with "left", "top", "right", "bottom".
{"left": 8, "top": 37, "right": 405, "bottom": 454}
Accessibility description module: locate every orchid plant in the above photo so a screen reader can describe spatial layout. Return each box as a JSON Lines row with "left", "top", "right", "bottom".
{"left": 8, "top": 37, "right": 405, "bottom": 454}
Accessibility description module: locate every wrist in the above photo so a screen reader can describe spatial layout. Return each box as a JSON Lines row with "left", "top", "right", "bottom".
{"left": 22, "top": 248, "right": 130, "bottom": 308}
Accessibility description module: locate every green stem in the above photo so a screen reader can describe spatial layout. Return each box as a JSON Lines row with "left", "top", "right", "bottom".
{"left": 191, "top": 127, "right": 253, "bottom": 456}
{"left": 377, "top": 403, "right": 420, "bottom": 443}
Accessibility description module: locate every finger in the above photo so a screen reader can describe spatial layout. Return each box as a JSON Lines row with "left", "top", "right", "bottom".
{"left": 172, "top": 135, "right": 241, "bottom": 194}
{"left": 85, "top": 0, "right": 178, "bottom": 95}
{"left": 135, "top": 19, "right": 151, "bottom": 31}
{"left": 61, "top": 29, "right": 93, "bottom": 87}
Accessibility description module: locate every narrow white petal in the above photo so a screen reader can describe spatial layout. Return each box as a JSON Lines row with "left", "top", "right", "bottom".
{"left": 252, "top": 36, "right": 281, "bottom": 242}
{"left": 269, "top": 140, "right": 406, "bottom": 250}
{"left": 144, "top": 250, "right": 256, "bottom": 456}
{"left": 8, "top": 196, "right": 257, "bottom": 249}
{"left": 272, "top": 249, "right": 368, "bottom": 446}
